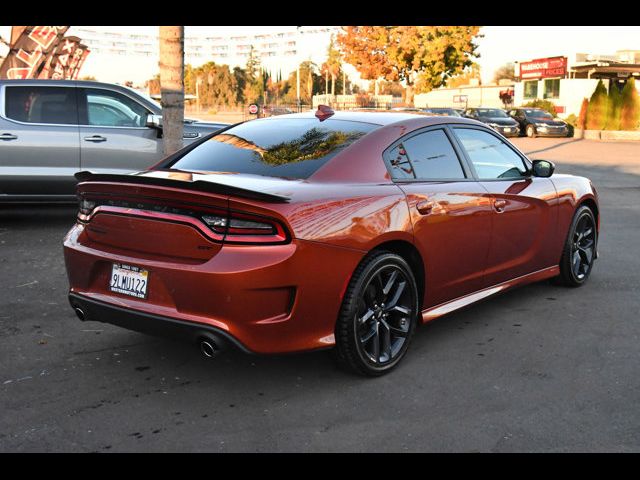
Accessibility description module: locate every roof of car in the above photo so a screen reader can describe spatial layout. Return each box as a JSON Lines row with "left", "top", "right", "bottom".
{"left": 257, "top": 109, "right": 479, "bottom": 127}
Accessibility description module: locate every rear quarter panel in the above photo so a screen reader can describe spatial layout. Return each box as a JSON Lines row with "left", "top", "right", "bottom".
{"left": 550, "top": 173, "right": 599, "bottom": 262}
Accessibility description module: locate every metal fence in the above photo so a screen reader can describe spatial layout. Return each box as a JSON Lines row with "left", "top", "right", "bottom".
{"left": 241, "top": 103, "right": 312, "bottom": 122}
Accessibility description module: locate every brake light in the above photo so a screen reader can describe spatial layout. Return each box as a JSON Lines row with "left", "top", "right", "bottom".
{"left": 203, "top": 211, "right": 289, "bottom": 244}
{"left": 77, "top": 195, "right": 289, "bottom": 245}
{"left": 77, "top": 198, "right": 97, "bottom": 222}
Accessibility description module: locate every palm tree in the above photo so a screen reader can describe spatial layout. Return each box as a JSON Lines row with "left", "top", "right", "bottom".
{"left": 326, "top": 35, "right": 342, "bottom": 96}
{"left": 159, "top": 26, "right": 185, "bottom": 156}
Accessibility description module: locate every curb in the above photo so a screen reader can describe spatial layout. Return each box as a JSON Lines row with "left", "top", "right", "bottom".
{"left": 574, "top": 128, "right": 640, "bottom": 141}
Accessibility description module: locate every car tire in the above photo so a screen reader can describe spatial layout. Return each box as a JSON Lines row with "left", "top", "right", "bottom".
{"left": 556, "top": 205, "right": 597, "bottom": 287}
{"left": 526, "top": 124, "right": 537, "bottom": 138}
{"left": 333, "top": 251, "right": 419, "bottom": 376}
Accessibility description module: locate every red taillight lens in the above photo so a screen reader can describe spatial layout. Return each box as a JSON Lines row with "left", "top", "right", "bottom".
{"left": 202, "top": 211, "right": 289, "bottom": 244}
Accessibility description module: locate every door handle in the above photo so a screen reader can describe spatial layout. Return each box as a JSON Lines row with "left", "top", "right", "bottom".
{"left": 0, "top": 133, "right": 18, "bottom": 140}
{"left": 416, "top": 200, "right": 435, "bottom": 215}
{"left": 84, "top": 135, "right": 107, "bottom": 142}
{"left": 494, "top": 199, "right": 507, "bottom": 212}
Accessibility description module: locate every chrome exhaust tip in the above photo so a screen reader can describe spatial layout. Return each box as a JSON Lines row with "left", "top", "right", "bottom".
{"left": 199, "top": 339, "right": 219, "bottom": 358}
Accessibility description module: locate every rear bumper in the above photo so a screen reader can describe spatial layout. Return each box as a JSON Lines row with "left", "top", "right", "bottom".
{"left": 69, "top": 292, "right": 252, "bottom": 352}
{"left": 64, "top": 223, "right": 365, "bottom": 354}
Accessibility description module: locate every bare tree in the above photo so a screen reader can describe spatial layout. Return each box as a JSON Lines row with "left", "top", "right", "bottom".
{"left": 159, "top": 26, "right": 184, "bottom": 156}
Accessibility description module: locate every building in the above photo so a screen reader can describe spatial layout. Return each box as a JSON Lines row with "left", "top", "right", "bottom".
{"left": 414, "top": 80, "right": 513, "bottom": 110}
{"left": 415, "top": 51, "right": 640, "bottom": 117}
{"left": 513, "top": 51, "right": 640, "bottom": 116}
{"left": 70, "top": 26, "right": 343, "bottom": 86}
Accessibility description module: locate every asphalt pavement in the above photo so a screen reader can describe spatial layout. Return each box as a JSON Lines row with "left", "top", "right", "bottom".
{"left": 0, "top": 137, "right": 639, "bottom": 452}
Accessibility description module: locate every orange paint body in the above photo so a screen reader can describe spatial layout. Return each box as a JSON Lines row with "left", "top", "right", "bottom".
{"left": 63, "top": 113, "right": 599, "bottom": 354}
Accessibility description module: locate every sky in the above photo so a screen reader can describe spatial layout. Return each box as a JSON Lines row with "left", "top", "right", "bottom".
{"left": 1, "top": 25, "right": 639, "bottom": 84}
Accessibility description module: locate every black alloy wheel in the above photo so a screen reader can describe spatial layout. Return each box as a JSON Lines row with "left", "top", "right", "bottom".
{"left": 558, "top": 205, "right": 597, "bottom": 287}
{"left": 334, "top": 251, "right": 419, "bottom": 376}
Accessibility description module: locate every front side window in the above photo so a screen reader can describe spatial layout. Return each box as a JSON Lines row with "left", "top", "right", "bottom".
{"left": 84, "top": 88, "right": 149, "bottom": 127}
{"left": 170, "top": 118, "right": 376, "bottom": 179}
{"left": 4, "top": 86, "right": 78, "bottom": 125}
{"left": 523, "top": 81, "right": 538, "bottom": 99}
{"left": 386, "top": 129, "right": 465, "bottom": 181}
{"left": 453, "top": 128, "right": 528, "bottom": 179}
{"left": 543, "top": 79, "right": 560, "bottom": 100}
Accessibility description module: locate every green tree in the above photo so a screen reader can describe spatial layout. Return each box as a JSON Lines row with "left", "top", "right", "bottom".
{"left": 324, "top": 35, "right": 342, "bottom": 96}
{"left": 283, "top": 61, "right": 320, "bottom": 104}
{"left": 233, "top": 66, "right": 247, "bottom": 105}
{"left": 620, "top": 77, "right": 640, "bottom": 131}
{"left": 240, "top": 46, "right": 265, "bottom": 104}
{"left": 604, "top": 83, "right": 622, "bottom": 131}
{"left": 577, "top": 98, "right": 589, "bottom": 129}
{"left": 586, "top": 80, "right": 608, "bottom": 130}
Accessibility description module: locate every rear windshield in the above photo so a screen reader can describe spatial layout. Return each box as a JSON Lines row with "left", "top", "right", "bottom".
{"left": 170, "top": 118, "right": 377, "bottom": 179}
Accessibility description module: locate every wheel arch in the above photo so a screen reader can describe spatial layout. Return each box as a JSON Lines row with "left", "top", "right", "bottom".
{"left": 578, "top": 197, "right": 599, "bottom": 232}
{"left": 367, "top": 239, "right": 426, "bottom": 310}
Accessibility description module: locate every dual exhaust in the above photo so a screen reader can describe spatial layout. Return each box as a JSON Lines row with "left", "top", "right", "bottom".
{"left": 71, "top": 303, "right": 226, "bottom": 359}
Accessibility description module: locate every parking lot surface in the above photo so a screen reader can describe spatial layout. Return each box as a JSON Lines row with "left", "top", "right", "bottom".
{"left": 1, "top": 137, "right": 639, "bottom": 452}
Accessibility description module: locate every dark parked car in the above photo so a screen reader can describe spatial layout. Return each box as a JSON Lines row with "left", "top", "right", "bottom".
{"left": 463, "top": 107, "right": 520, "bottom": 137}
{"left": 0, "top": 79, "right": 228, "bottom": 203}
{"left": 508, "top": 108, "right": 570, "bottom": 138}
{"left": 421, "top": 108, "right": 463, "bottom": 117}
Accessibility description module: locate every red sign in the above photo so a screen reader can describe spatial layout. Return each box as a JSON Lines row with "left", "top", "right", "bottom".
{"left": 0, "top": 26, "right": 69, "bottom": 79}
{"left": 518, "top": 56, "right": 567, "bottom": 80}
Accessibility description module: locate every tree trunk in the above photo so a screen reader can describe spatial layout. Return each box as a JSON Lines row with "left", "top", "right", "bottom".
{"left": 159, "top": 26, "right": 184, "bottom": 156}
{"left": 405, "top": 84, "right": 415, "bottom": 107}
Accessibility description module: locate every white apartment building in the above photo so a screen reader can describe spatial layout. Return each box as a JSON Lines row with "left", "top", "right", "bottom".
{"left": 70, "top": 26, "right": 343, "bottom": 86}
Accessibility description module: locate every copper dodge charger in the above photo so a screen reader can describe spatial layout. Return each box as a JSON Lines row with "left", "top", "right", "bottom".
{"left": 64, "top": 108, "right": 599, "bottom": 376}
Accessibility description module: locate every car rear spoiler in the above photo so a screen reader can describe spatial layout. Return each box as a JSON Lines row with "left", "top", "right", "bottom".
{"left": 74, "top": 171, "right": 290, "bottom": 203}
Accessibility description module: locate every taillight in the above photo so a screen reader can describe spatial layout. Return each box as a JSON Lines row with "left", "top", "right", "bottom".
{"left": 202, "top": 211, "right": 289, "bottom": 244}
{"left": 76, "top": 195, "right": 289, "bottom": 245}
{"left": 77, "top": 198, "right": 96, "bottom": 222}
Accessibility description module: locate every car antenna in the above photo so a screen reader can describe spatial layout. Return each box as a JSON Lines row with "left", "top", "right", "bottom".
{"left": 315, "top": 104, "right": 334, "bottom": 121}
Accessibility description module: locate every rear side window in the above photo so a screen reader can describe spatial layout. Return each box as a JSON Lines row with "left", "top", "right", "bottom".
{"left": 453, "top": 128, "right": 528, "bottom": 179}
{"left": 170, "top": 118, "right": 376, "bottom": 179}
{"left": 4, "top": 86, "right": 78, "bottom": 125}
{"left": 386, "top": 129, "right": 466, "bottom": 180}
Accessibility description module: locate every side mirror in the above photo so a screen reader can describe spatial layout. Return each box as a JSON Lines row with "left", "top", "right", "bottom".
{"left": 145, "top": 114, "right": 163, "bottom": 129}
{"left": 532, "top": 159, "right": 555, "bottom": 178}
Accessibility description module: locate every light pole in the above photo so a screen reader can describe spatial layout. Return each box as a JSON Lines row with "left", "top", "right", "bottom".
{"left": 296, "top": 26, "right": 301, "bottom": 111}
{"left": 196, "top": 76, "right": 203, "bottom": 113}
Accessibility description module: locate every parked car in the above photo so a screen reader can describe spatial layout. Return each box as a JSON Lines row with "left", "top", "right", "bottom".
{"left": 421, "top": 107, "right": 463, "bottom": 117}
{"left": 507, "top": 107, "right": 570, "bottom": 137}
{"left": 0, "top": 79, "right": 228, "bottom": 203}
{"left": 262, "top": 106, "right": 294, "bottom": 117}
{"left": 462, "top": 107, "right": 520, "bottom": 137}
{"left": 64, "top": 109, "right": 599, "bottom": 376}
